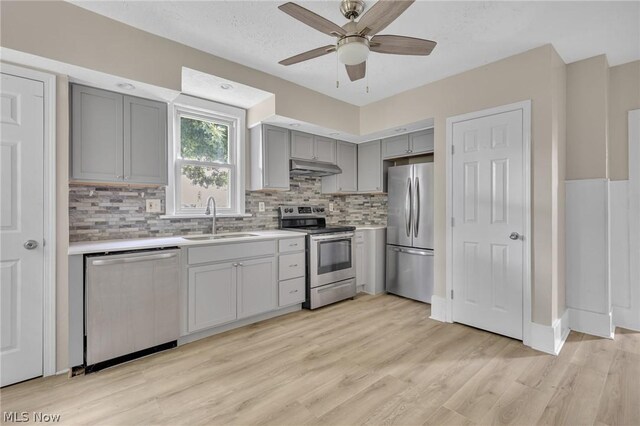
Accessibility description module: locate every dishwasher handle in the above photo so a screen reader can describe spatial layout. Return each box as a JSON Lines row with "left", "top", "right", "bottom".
{"left": 91, "top": 252, "right": 177, "bottom": 266}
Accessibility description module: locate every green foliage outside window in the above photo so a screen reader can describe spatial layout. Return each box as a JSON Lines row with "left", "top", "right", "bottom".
{"left": 180, "top": 116, "right": 230, "bottom": 188}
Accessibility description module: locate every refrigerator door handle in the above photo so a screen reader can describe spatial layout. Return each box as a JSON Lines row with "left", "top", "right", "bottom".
{"left": 405, "top": 177, "right": 412, "bottom": 237}
{"left": 413, "top": 177, "right": 420, "bottom": 238}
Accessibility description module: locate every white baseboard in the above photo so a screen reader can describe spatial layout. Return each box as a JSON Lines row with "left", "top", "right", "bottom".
{"left": 529, "top": 310, "right": 570, "bottom": 355}
{"left": 429, "top": 295, "right": 447, "bottom": 322}
{"left": 568, "top": 307, "right": 614, "bottom": 339}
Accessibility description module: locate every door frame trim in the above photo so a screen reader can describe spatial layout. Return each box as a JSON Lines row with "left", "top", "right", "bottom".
{"left": 0, "top": 63, "right": 57, "bottom": 376}
{"left": 445, "top": 100, "right": 532, "bottom": 346}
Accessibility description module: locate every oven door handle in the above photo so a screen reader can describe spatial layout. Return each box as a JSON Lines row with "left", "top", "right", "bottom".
{"left": 310, "top": 232, "right": 355, "bottom": 241}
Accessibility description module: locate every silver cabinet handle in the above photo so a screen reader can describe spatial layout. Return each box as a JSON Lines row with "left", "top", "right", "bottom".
{"left": 509, "top": 232, "right": 521, "bottom": 240}
{"left": 289, "top": 264, "right": 298, "bottom": 267}
{"left": 289, "top": 243, "right": 298, "bottom": 247}
{"left": 91, "top": 252, "right": 176, "bottom": 266}
{"left": 405, "top": 177, "right": 412, "bottom": 237}
{"left": 289, "top": 289, "right": 299, "bottom": 294}
{"left": 238, "top": 262, "right": 244, "bottom": 266}
{"left": 413, "top": 177, "right": 420, "bottom": 238}
{"left": 24, "top": 240, "right": 39, "bottom": 250}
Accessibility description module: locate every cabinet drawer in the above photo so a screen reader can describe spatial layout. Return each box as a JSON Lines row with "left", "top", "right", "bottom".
{"left": 278, "top": 237, "right": 305, "bottom": 253}
{"left": 188, "top": 240, "right": 275, "bottom": 265}
{"left": 279, "top": 252, "right": 305, "bottom": 281}
{"left": 279, "top": 277, "right": 305, "bottom": 307}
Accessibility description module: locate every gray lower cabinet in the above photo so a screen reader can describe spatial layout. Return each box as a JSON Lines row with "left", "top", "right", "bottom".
{"left": 123, "top": 96, "right": 167, "bottom": 185}
{"left": 71, "top": 85, "right": 124, "bottom": 181}
{"left": 322, "top": 141, "right": 357, "bottom": 193}
{"left": 71, "top": 84, "right": 168, "bottom": 185}
{"left": 357, "top": 140, "right": 387, "bottom": 193}
{"left": 290, "top": 130, "right": 337, "bottom": 164}
{"left": 237, "top": 257, "right": 277, "bottom": 319}
{"left": 250, "top": 124, "right": 290, "bottom": 190}
{"left": 187, "top": 262, "right": 237, "bottom": 333}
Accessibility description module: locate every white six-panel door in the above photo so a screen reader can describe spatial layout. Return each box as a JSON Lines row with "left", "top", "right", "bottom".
{"left": 451, "top": 109, "right": 525, "bottom": 340}
{"left": 1, "top": 73, "right": 45, "bottom": 386}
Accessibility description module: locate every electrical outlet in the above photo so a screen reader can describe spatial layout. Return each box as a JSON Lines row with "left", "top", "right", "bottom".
{"left": 258, "top": 202, "right": 265, "bottom": 212}
{"left": 329, "top": 202, "right": 334, "bottom": 212}
{"left": 146, "top": 199, "right": 162, "bottom": 213}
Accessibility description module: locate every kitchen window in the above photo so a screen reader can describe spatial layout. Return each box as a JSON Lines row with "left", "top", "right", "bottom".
{"left": 167, "top": 95, "right": 246, "bottom": 217}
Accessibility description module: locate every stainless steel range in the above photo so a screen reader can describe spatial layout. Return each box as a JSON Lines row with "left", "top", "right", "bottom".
{"left": 279, "top": 205, "right": 356, "bottom": 309}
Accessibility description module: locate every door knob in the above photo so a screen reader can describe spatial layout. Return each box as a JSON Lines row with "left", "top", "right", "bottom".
{"left": 24, "top": 240, "right": 39, "bottom": 250}
{"left": 509, "top": 232, "right": 521, "bottom": 240}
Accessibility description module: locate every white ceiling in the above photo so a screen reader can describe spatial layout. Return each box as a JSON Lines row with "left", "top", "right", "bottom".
{"left": 71, "top": 1, "right": 639, "bottom": 106}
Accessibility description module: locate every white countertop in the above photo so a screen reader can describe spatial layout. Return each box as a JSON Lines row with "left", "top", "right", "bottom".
{"left": 68, "top": 230, "right": 303, "bottom": 255}
{"left": 356, "top": 225, "right": 387, "bottom": 230}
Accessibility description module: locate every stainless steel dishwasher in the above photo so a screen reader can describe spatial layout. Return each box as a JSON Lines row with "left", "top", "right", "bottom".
{"left": 85, "top": 248, "right": 180, "bottom": 370}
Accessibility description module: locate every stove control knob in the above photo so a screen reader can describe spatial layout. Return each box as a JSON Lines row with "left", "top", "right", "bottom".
{"left": 319, "top": 208, "right": 325, "bottom": 212}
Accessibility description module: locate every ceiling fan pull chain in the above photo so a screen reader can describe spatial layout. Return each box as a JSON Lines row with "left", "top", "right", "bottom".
{"left": 366, "top": 58, "right": 370, "bottom": 93}
{"left": 336, "top": 53, "right": 340, "bottom": 88}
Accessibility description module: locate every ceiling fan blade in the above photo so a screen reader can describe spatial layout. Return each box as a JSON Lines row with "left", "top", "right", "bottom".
{"left": 279, "top": 45, "right": 336, "bottom": 66}
{"left": 370, "top": 35, "right": 437, "bottom": 55}
{"left": 346, "top": 62, "right": 366, "bottom": 81}
{"left": 357, "top": 0, "right": 415, "bottom": 36}
{"left": 279, "top": 2, "right": 346, "bottom": 37}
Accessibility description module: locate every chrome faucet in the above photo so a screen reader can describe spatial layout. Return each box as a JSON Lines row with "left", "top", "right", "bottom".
{"left": 205, "top": 196, "right": 217, "bottom": 235}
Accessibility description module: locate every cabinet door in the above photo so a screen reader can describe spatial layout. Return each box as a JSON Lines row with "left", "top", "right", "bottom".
{"left": 337, "top": 141, "right": 358, "bottom": 192}
{"left": 382, "top": 134, "right": 410, "bottom": 159}
{"left": 124, "top": 96, "right": 168, "bottom": 185}
{"left": 314, "top": 136, "right": 337, "bottom": 164}
{"left": 357, "top": 140, "right": 383, "bottom": 192}
{"left": 409, "top": 129, "right": 434, "bottom": 154}
{"left": 356, "top": 242, "right": 367, "bottom": 287}
{"left": 71, "top": 85, "right": 123, "bottom": 181}
{"left": 237, "top": 257, "right": 277, "bottom": 319}
{"left": 290, "top": 131, "right": 315, "bottom": 160}
{"left": 187, "top": 262, "right": 237, "bottom": 333}
{"left": 263, "top": 125, "right": 290, "bottom": 190}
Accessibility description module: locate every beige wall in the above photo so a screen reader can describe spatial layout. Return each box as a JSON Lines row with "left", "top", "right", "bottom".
{"left": 361, "top": 45, "right": 565, "bottom": 325}
{"left": 609, "top": 60, "right": 640, "bottom": 180}
{"left": 566, "top": 55, "right": 609, "bottom": 180}
{"left": 0, "top": 1, "right": 360, "bottom": 135}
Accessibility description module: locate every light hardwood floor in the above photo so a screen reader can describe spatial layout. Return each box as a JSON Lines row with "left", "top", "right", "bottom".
{"left": 2, "top": 294, "right": 639, "bottom": 425}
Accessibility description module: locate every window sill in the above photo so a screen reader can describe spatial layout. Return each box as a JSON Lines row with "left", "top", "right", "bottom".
{"left": 159, "top": 213, "right": 253, "bottom": 220}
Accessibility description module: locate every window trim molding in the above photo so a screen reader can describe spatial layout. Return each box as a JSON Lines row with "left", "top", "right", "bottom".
{"left": 167, "top": 94, "right": 246, "bottom": 217}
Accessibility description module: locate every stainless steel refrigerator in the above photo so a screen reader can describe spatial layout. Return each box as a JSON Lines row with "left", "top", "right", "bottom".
{"left": 386, "top": 163, "right": 434, "bottom": 303}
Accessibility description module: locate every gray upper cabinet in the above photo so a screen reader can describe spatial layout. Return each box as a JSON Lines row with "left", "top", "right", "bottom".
{"left": 322, "top": 141, "right": 357, "bottom": 193}
{"left": 357, "top": 140, "right": 386, "bottom": 193}
{"left": 291, "top": 130, "right": 336, "bottom": 164}
{"left": 124, "top": 96, "right": 167, "bottom": 185}
{"left": 314, "top": 136, "right": 337, "bottom": 163}
{"left": 409, "top": 128, "right": 434, "bottom": 154}
{"left": 290, "top": 131, "right": 315, "bottom": 160}
{"left": 71, "top": 85, "right": 124, "bottom": 182}
{"left": 382, "top": 129, "right": 434, "bottom": 159}
{"left": 249, "top": 124, "right": 290, "bottom": 191}
{"left": 71, "top": 84, "right": 168, "bottom": 185}
{"left": 382, "top": 134, "right": 410, "bottom": 159}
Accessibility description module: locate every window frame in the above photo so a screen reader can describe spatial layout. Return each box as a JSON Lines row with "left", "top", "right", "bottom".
{"left": 167, "top": 95, "right": 246, "bottom": 217}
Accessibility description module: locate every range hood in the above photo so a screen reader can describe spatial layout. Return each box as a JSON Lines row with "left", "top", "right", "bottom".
{"left": 289, "top": 159, "right": 342, "bottom": 177}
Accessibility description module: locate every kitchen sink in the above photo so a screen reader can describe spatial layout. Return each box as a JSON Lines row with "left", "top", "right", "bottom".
{"left": 182, "top": 233, "right": 259, "bottom": 241}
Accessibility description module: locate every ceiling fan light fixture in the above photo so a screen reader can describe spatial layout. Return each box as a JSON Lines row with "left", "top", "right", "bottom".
{"left": 337, "top": 36, "right": 370, "bottom": 66}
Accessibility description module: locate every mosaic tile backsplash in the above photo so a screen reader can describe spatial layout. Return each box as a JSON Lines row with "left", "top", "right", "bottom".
{"left": 69, "top": 175, "right": 387, "bottom": 242}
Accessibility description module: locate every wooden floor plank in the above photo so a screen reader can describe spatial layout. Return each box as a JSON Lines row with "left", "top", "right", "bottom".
{"left": 1, "top": 294, "right": 638, "bottom": 426}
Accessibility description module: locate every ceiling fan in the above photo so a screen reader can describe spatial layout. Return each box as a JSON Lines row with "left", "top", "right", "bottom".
{"left": 278, "top": 0, "right": 436, "bottom": 82}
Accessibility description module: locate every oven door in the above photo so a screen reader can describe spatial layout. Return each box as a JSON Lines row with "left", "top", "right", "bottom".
{"left": 309, "top": 232, "right": 356, "bottom": 288}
